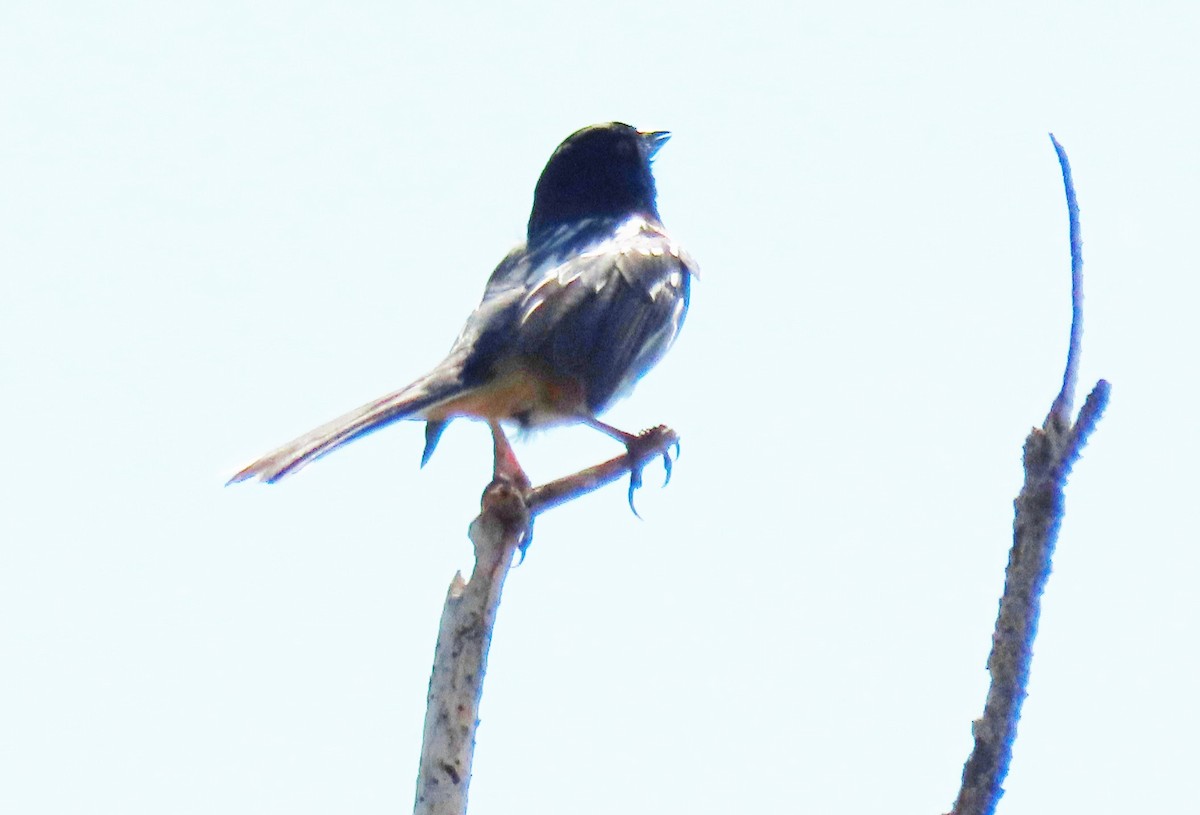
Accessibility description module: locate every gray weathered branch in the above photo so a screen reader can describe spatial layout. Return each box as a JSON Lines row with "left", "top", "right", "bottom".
{"left": 413, "top": 426, "right": 679, "bottom": 815}
{"left": 948, "top": 136, "right": 1111, "bottom": 815}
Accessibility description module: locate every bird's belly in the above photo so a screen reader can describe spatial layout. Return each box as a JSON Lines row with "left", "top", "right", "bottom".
{"left": 421, "top": 362, "right": 587, "bottom": 425}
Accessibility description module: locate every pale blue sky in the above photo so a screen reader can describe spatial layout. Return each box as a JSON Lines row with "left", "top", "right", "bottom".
{"left": 2, "top": 2, "right": 1196, "bottom": 812}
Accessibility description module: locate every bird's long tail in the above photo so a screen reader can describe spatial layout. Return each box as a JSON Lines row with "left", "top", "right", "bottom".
{"left": 227, "top": 372, "right": 461, "bottom": 484}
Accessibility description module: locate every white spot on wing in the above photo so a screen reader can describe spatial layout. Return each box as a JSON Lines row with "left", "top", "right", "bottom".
{"left": 577, "top": 215, "right": 653, "bottom": 261}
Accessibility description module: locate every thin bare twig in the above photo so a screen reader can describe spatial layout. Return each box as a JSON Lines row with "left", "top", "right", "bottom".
{"left": 413, "top": 427, "right": 680, "bottom": 815}
{"left": 949, "top": 138, "right": 1111, "bottom": 815}
{"left": 529, "top": 425, "right": 678, "bottom": 515}
{"left": 1049, "top": 133, "right": 1085, "bottom": 422}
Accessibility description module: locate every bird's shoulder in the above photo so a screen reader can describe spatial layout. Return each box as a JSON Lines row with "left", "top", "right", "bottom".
{"left": 486, "top": 215, "right": 696, "bottom": 302}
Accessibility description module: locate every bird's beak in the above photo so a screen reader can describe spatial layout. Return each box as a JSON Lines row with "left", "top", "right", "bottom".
{"left": 640, "top": 130, "right": 671, "bottom": 158}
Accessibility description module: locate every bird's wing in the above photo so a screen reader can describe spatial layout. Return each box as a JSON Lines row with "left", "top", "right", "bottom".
{"left": 509, "top": 217, "right": 695, "bottom": 413}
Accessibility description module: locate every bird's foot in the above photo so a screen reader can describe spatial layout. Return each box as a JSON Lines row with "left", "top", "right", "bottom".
{"left": 481, "top": 472, "right": 535, "bottom": 563}
{"left": 486, "top": 419, "right": 534, "bottom": 558}
{"left": 488, "top": 461, "right": 534, "bottom": 561}
{"left": 622, "top": 425, "right": 681, "bottom": 517}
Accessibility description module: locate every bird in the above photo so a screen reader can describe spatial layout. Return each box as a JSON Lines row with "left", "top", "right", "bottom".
{"left": 228, "top": 122, "right": 696, "bottom": 505}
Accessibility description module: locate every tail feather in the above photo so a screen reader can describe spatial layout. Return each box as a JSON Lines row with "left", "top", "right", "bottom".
{"left": 227, "top": 375, "right": 459, "bottom": 484}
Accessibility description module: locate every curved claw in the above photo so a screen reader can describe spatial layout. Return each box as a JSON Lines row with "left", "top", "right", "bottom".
{"left": 661, "top": 449, "right": 674, "bottom": 487}
{"left": 516, "top": 519, "right": 535, "bottom": 564}
{"left": 627, "top": 464, "right": 645, "bottom": 519}
{"left": 626, "top": 430, "right": 682, "bottom": 514}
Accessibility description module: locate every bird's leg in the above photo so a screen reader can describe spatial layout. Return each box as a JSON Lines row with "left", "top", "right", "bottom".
{"left": 488, "top": 419, "right": 531, "bottom": 490}
{"left": 488, "top": 419, "right": 534, "bottom": 555}
{"left": 583, "top": 417, "right": 680, "bottom": 515}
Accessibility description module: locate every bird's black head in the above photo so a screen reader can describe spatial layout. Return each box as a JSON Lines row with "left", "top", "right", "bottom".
{"left": 527, "top": 122, "right": 669, "bottom": 240}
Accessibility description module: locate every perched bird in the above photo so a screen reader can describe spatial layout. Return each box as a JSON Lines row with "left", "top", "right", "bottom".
{"left": 228, "top": 122, "right": 695, "bottom": 502}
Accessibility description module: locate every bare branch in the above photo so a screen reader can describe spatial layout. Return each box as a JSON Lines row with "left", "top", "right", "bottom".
{"left": 413, "top": 480, "right": 527, "bottom": 815}
{"left": 949, "top": 139, "right": 1111, "bottom": 815}
{"left": 529, "top": 425, "right": 679, "bottom": 516}
{"left": 414, "top": 427, "right": 680, "bottom": 815}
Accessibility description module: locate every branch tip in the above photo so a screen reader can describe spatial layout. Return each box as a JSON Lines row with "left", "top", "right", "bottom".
{"left": 950, "top": 139, "right": 1108, "bottom": 815}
